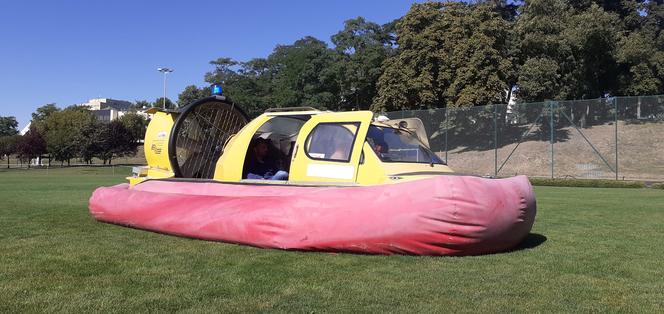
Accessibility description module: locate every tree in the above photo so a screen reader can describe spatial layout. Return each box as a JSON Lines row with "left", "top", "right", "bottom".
{"left": 616, "top": 14, "right": 664, "bottom": 96}
{"left": 152, "top": 97, "right": 176, "bottom": 110}
{"left": 372, "top": 2, "right": 514, "bottom": 112}
{"left": 331, "top": 17, "right": 396, "bottom": 111}
{"left": 514, "top": 0, "right": 575, "bottom": 102}
{"left": 96, "top": 120, "right": 138, "bottom": 164}
{"left": 205, "top": 37, "right": 341, "bottom": 117}
{"left": 31, "top": 104, "right": 60, "bottom": 124}
{"left": 15, "top": 126, "right": 46, "bottom": 168}
{"left": 118, "top": 113, "right": 147, "bottom": 142}
{"left": 191, "top": 0, "right": 661, "bottom": 122}
{"left": 78, "top": 120, "right": 102, "bottom": 164}
{"left": 0, "top": 135, "right": 19, "bottom": 168}
{"left": 178, "top": 85, "right": 211, "bottom": 107}
{"left": 565, "top": 4, "right": 621, "bottom": 99}
{"left": 266, "top": 37, "right": 340, "bottom": 110}
{"left": 206, "top": 57, "right": 274, "bottom": 117}
{"left": 131, "top": 100, "right": 151, "bottom": 111}
{"left": 515, "top": 1, "right": 646, "bottom": 102}
{"left": 41, "top": 108, "right": 97, "bottom": 166}
{"left": 0, "top": 116, "right": 19, "bottom": 136}
{"left": 517, "top": 58, "right": 563, "bottom": 102}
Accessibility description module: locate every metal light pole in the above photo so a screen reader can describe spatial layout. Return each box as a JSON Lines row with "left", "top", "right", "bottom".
{"left": 157, "top": 67, "right": 174, "bottom": 109}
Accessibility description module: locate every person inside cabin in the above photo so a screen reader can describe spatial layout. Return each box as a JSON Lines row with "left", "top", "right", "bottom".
{"left": 367, "top": 125, "right": 389, "bottom": 158}
{"left": 245, "top": 138, "right": 289, "bottom": 180}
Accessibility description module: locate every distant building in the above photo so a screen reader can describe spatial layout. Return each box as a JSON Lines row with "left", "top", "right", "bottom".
{"left": 90, "top": 108, "right": 125, "bottom": 122}
{"left": 77, "top": 98, "right": 146, "bottom": 122}
{"left": 80, "top": 98, "right": 132, "bottom": 111}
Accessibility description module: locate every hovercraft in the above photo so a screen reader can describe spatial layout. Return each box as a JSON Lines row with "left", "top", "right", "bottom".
{"left": 89, "top": 95, "right": 536, "bottom": 256}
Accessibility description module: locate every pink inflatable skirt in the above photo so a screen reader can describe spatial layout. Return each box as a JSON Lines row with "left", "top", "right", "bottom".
{"left": 89, "top": 175, "right": 536, "bottom": 256}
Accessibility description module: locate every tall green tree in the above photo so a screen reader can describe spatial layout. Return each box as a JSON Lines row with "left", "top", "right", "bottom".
{"left": 266, "top": 37, "right": 340, "bottom": 110}
{"left": 31, "top": 104, "right": 60, "bottom": 124}
{"left": 615, "top": 0, "right": 664, "bottom": 96}
{"left": 96, "top": 120, "right": 138, "bottom": 164}
{"left": 78, "top": 120, "right": 102, "bottom": 164}
{"left": 0, "top": 135, "right": 19, "bottom": 168}
{"left": 515, "top": 0, "right": 576, "bottom": 102}
{"left": 205, "top": 38, "right": 341, "bottom": 116}
{"left": 617, "top": 32, "right": 664, "bottom": 95}
{"left": 178, "top": 85, "right": 211, "bottom": 107}
{"left": 373, "top": 2, "right": 514, "bottom": 112}
{"left": 0, "top": 116, "right": 19, "bottom": 136}
{"left": 118, "top": 113, "right": 148, "bottom": 142}
{"left": 565, "top": 4, "right": 621, "bottom": 98}
{"left": 41, "top": 108, "right": 97, "bottom": 166}
{"left": 152, "top": 97, "right": 176, "bottom": 110}
{"left": 331, "top": 17, "right": 396, "bottom": 111}
{"left": 205, "top": 57, "right": 272, "bottom": 117}
{"left": 15, "top": 126, "right": 46, "bottom": 168}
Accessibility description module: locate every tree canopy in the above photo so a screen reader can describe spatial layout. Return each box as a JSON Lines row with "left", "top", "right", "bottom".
{"left": 0, "top": 116, "right": 19, "bottom": 136}
{"left": 0, "top": 135, "right": 19, "bottom": 161}
{"left": 152, "top": 97, "right": 177, "bottom": 110}
{"left": 31, "top": 104, "right": 60, "bottom": 124}
{"left": 15, "top": 126, "right": 46, "bottom": 166}
{"left": 180, "top": 0, "right": 663, "bottom": 114}
{"left": 373, "top": 2, "right": 515, "bottom": 111}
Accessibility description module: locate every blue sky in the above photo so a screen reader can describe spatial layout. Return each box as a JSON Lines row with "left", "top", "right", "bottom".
{"left": 0, "top": 0, "right": 419, "bottom": 129}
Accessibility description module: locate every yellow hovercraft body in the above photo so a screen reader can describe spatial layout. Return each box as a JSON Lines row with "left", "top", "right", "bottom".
{"left": 131, "top": 96, "right": 453, "bottom": 186}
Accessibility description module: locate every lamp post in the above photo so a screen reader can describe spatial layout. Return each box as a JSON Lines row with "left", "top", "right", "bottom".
{"left": 157, "top": 67, "right": 174, "bottom": 109}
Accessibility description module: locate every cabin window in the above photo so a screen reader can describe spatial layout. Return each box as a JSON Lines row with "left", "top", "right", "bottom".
{"left": 366, "top": 125, "right": 445, "bottom": 164}
{"left": 305, "top": 122, "right": 359, "bottom": 162}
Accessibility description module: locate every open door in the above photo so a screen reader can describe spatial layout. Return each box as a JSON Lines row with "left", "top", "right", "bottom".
{"left": 289, "top": 111, "right": 373, "bottom": 184}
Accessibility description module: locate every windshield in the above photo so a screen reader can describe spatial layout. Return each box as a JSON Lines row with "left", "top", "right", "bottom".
{"left": 366, "top": 125, "right": 445, "bottom": 165}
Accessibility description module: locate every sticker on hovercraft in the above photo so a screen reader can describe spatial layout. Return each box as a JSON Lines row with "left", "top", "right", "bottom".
{"left": 306, "top": 164, "right": 354, "bottom": 179}
{"left": 151, "top": 142, "right": 164, "bottom": 154}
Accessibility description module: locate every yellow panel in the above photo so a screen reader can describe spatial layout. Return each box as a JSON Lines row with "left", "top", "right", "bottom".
{"left": 144, "top": 112, "right": 176, "bottom": 172}
{"left": 213, "top": 115, "right": 272, "bottom": 181}
{"left": 289, "top": 111, "right": 373, "bottom": 183}
{"left": 356, "top": 142, "right": 388, "bottom": 185}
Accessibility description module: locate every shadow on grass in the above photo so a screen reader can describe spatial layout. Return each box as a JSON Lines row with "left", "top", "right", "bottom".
{"left": 510, "top": 233, "right": 547, "bottom": 252}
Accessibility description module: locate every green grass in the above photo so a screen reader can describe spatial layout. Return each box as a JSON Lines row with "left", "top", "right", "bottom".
{"left": 1, "top": 168, "right": 663, "bottom": 313}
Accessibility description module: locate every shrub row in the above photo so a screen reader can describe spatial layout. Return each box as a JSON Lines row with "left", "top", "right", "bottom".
{"left": 528, "top": 177, "right": 647, "bottom": 189}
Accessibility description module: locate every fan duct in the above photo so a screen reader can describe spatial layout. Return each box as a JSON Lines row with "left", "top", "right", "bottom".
{"left": 169, "top": 96, "right": 248, "bottom": 179}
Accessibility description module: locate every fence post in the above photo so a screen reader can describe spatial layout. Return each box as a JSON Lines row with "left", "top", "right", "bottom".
{"left": 614, "top": 97, "right": 618, "bottom": 180}
{"left": 493, "top": 104, "right": 498, "bottom": 177}
{"left": 549, "top": 101, "right": 555, "bottom": 179}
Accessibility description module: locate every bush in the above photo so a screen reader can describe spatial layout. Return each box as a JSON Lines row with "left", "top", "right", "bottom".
{"left": 651, "top": 183, "right": 664, "bottom": 190}
{"left": 529, "top": 177, "right": 646, "bottom": 188}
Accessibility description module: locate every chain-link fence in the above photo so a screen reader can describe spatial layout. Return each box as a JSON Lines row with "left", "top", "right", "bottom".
{"left": 386, "top": 95, "right": 664, "bottom": 181}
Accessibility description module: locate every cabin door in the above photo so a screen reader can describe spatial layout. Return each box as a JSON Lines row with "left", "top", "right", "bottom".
{"left": 289, "top": 111, "right": 373, "bottom": 184}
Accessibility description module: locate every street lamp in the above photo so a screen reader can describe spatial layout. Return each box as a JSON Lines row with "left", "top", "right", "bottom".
{"left": 157, "top": 67, "right": 174, "bottom": 109}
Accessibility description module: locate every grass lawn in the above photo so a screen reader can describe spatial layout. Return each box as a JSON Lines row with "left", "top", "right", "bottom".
{"left": 1, "top": 167, "right": 662, "bottom": 312}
